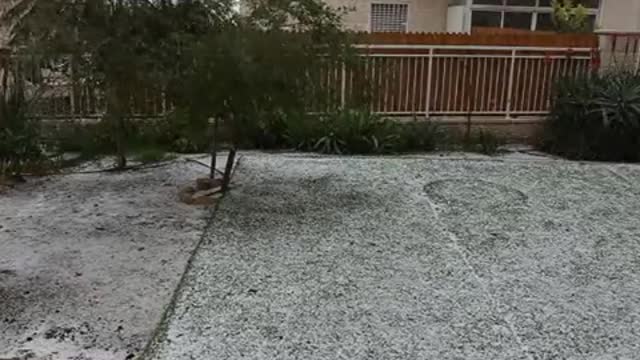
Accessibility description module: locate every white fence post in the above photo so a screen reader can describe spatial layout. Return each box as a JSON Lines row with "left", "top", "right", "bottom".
{"left": 505, "top": 49, "right": 517, "bottom": 119}
{"left": 425, "top": 48, "right": 434, "bottom": 119}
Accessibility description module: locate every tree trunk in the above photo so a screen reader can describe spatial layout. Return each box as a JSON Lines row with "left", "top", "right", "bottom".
{"left": 221, "top": 147, "right": 236, "bottom": 192}
{"left": 71, "top": 54, "right": 81, "bottom": 118}
{"left": 464, "top": 59, "right": 473, "bottom": 146}
{"left": 0, "top": 54, "right": 9, "bottom": 129}
{"left": 115, "top": 114, "right": 127, "bottom": 169}
{"left": 107, "top": 86, "right": 127, "bottom": 169}
{"left": 209, "top": 116, "right": 218, "bottom": 179}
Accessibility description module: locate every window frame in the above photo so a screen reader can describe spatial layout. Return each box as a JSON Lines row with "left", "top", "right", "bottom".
{"left": 369, "top": 2, "right": 410, "bottom": 33}
{"left": 469, "top": 0, "right": 600, "bottom": 31}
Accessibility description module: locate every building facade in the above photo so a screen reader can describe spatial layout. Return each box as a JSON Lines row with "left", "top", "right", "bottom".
{"left": 322, "top": 0, "right": 639, "bottom": 34}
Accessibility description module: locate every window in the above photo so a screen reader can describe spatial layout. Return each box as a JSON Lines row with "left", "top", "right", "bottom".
{"left": 503, "top": 11, "right": 533, "bottom": 29}
{"left": 474, "top": 0, "right": 503, "bottom": 4}
{"left": 473, "top": 0, "right": 598, "bottom": 7}
{"left": 506, "top": 0, "right": 536, "bottom": 6}
{"left": 585, "top": 14, "right": 597, "bottom": 31}
{"left": 370, "top": 3, "right": 408, "bottom": 32}
{"left": 472, "top": 11, "right": 502, "bottom": 27}
{"left": 470, "top": 0, "right": 600, "bottom": 31}
{"left": 536, "top": 12, "right": 555, "bottom": 31}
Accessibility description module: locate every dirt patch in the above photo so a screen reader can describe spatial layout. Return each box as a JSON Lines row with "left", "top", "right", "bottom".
{"left": 0, "top": 156, "right": 212, "bottom": 360}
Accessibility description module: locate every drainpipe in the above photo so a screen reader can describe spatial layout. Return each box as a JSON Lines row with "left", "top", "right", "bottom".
{"left": 597, "top": 0, "right": 606, "bottom": 30}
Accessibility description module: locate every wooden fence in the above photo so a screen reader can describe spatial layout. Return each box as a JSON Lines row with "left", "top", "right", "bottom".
{"left": 357, "top": 30, "right": 598, "bottom": 48}
{"left": 317, "top": 44, "right": 595, "bottom": 117}
{"left": 2, "top": 31, "right": 600, "bottom": 120}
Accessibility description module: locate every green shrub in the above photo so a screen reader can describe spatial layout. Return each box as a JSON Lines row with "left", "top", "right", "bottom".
{"left": 51, "top": 109, "right": 211, "bottom": 160}
{"left": 283, "top": 112, "right": 324, "bottom": 152}
{"left": 466, "top": 129, "right": 505, "bottom": 155}
{"left": 143, "top": 110, "right": 210, "bottom": 153}
{"left": 48, "top": 109, "right": 509, "bottom": 159}
{"left": 51, "top": 121, "right": 115, "bottom": 157}
{"left": 396, "top": 120, "right": 444, "bottom": 153}
{"left": 132, "top": 146, "right": 172, "bottom": 164}
{"left": 283, "top": 110, "right": 450, "bottom": 155}
{"left": 0, "top": 123, "right": 44, "bottom": 176}
{"left": 243, "top": 111, "right": 289, "bottom": 150}
{"left": 543, "top": 70, "right": 640, "bottom": 161}
{"left": 325, "top": 109, "right": 399, "bottom": 154}
{"left": 284, "top": 109, "right": 399, "bottom": 154}
{"left": 1, "top": 89, "right": 45, "bottom": 176}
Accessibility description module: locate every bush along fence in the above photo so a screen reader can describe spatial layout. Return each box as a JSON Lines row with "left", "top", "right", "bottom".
{"left": 4, "top": 32, "right": 601, "bottom": 120}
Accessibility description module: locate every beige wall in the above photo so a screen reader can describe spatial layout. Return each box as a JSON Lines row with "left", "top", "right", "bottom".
{"left": 324, "top": 0, "right": 449, "bottom": 33}
{"left": 324, "top": 0, "right": 640, "bottom": 34}
{"left": 599, "top": 0, "right": 640, "bottom": 31}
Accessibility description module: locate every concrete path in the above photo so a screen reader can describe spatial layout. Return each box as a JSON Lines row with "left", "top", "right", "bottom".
{"left": 145, "top": 154, "right": 640, "bottom": 360}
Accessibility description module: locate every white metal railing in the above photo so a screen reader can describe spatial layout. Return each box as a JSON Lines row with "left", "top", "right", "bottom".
{"left": 321, "top": 44, "right": 594, "bottom": 118}
{"left": 597, "top": 32, "right": 640, "bottom": 72}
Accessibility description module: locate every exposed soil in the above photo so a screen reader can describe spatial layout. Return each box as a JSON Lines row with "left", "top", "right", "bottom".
{"left": 0, "top": 156, "right": 213, "bottom": 360}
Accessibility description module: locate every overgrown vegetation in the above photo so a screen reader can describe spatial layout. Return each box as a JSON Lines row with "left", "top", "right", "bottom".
{"left": 17, "top": 0, "right": 228, "bottom": 169}
{"left": 0, "top": 93, "right": 42, "bottom": 177}
{"left": 0, "top": 57, "right": 46, "bottom": 179}
{"left": 46, "top": 107, "right": 508, "bottom": 159}
{"left": 542, "top": 70, "right": 640, "bottom": 161}
{"left": 10, "top": 0, "right": 354, "bottom": 188}
{"left": 464, "top": 129, "right": 505, "bottom": 156}
{"left": 2, "top": 0, "right": 515, "bottom": 190}
{"left": 286, "top": 110, "right": 397, "bottom": 154}
{"left": 283, "top": 111, "right": 456, "bottom": 155}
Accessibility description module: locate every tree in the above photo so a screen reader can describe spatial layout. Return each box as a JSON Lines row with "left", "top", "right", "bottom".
{"left": 0, "top": 0, "right": 37, "bottom": 49}
{"left": 179, "top": 0, "right": 353, "bottom": 188}
{"left": 1, "top": 1, "right": 45, "bottom": 181}
{"left": 15, "top": 0, "right": 229, "bottom": 169}
{"left": 552, "top": 0, "right": 590, "bottom": 33}
{"left": 12, "top": 0, "right": 352, "bottom": 190}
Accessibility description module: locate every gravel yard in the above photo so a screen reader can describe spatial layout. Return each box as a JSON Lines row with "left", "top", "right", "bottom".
{"left": 3, "top": 153, "right": 640, "bottom": 360}
{"left": 0, "top": 157, "right": 212, "bottom": 360}
{"left": 144, "top": 153, "right": 640, "bottom": 360}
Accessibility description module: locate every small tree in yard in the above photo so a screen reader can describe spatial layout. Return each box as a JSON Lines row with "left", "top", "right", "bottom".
{"left": 10, "top": 0, "right": 352, "bottom": 192}
{"left": 180, "top": 0, "right": 352, "bottom": 189}
{"left": 16, "top": 0, "right": 228, "bottom": 169}
{"left": 0, "top": 56, "right": 43, "bottom": 181}
{"left": 1, "top": 1, "right": 46, "bottom": 182}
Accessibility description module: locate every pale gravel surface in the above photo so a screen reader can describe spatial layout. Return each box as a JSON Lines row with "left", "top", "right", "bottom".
{"left": 0, "top": 156, "right": 214, "bottom": 360}
{"left": 146, "top": 153, "right": 640, "bottom": 360}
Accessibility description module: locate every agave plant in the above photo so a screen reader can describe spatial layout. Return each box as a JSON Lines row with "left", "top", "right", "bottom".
{"left": 544, "top": 70, "right": 640, "bottom": 161}
{"left": 314, "top": 131, "right": 346, "bottom": 154}
{"left": 323, "top": 109, "right": 399, "bottom": 154}
{"left": 593, "top": 71, "right": 640, "bottom": 129}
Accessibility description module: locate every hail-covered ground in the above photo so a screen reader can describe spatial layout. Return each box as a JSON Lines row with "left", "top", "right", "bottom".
{"left": 0, "top": 156, "right": 215, "bottom": 360}
{"left": 144, "top": 153, "right": 640, "bottom": 360}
